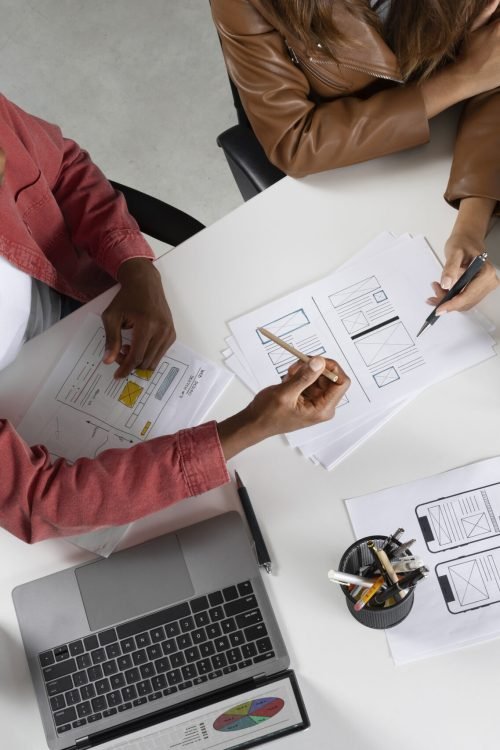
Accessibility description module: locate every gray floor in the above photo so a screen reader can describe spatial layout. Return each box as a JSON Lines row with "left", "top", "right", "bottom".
{"left": 0, "top": 0, "right": 241, "bottom": 229}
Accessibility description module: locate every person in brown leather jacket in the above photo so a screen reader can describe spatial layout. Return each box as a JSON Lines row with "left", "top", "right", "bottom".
{"left": 211, "top": 0, "right": 500, "bottom": 316}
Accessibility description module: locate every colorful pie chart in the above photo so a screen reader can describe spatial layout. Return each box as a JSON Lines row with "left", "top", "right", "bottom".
{"left": 213, "top": 697, "right": 284, "bottom": 732}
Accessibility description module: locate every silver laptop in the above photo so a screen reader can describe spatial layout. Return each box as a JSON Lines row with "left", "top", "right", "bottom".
{"left": 13, "top": 512, "right": 308, "bottom": 750}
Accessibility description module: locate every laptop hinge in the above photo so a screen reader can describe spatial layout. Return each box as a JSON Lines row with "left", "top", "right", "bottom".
{"left": 75, "top": 737, "right": 91, "bottom": 750}
{"left": 254, "top": 671, "right": 268, "bottom": 682}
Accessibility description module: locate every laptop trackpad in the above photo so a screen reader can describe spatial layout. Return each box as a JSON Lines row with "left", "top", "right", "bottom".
{"left": 75, "top": 534, "right": 194, "bottom": 631}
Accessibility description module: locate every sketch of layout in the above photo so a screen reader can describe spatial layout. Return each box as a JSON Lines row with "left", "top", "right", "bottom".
{"left": 133, "top": 368, "right": 154, "bottom": 381}
{"left": 329, "top": 276, "right": 426, "bottom": 385}
{"left": 54, "top": 328, "right": 190, "bottom": 439}
{"left": 256, "top": 309, "right": 310, "bottom": 342}
{"left": 119, "top": 381, "right": 144, "bottom": 408}
{"left": 354, "top": 321, "right": 414, "bottom": 366}
{"left": 330, "top": 276, "right": 381, "bottom": 307}
{"left": 416, "top": 483, "right": 500, "bottom": 553}
{"left": 256, "top": 314, "right": 348, "bottom": 407}
{"left": 436, "top": 547, "right": 500, "bottom": 613}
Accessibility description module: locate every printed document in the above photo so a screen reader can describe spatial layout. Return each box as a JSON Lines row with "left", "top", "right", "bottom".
{"left": 17, "top": 314, "right": 232, "bottom": 555}
{"left": 346, "top": 457, "right": 500, "bottom": 663}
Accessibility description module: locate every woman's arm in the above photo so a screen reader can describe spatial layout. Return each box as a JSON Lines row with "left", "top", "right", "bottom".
{"left": 211, "top": 0, "right": 500, "bottom": 177}
{"left": 427, "top": 196, "right": 498, "bottom": 313}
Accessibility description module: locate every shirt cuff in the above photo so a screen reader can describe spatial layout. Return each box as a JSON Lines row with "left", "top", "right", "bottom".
{"left": 96, "top": 230, "right": 156, "bottom": 279}
{"left": 177, "top": 421, "right": 230, "bottom": 496}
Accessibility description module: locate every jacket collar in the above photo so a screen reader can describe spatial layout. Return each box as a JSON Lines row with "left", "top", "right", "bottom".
{"left": 329, "top": 0, "right": 402, "bottom": 81}
{"left": 254, "top": 0, "right": 403, "bottom": 82}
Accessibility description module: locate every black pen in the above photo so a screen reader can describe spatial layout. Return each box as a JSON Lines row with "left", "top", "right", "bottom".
{"left": 416, "top": 252, "right": 488, "bottom": 337}
{"left": 374, "top": 567, "right": 429, "bottom": 604}
{"left": 235, "top": 472, "right": 272, "bottom": 574}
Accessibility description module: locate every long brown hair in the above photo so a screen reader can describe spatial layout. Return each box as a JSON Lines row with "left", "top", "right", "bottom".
{"left": 266, "top": 0, "right": 494, "bottom": 79}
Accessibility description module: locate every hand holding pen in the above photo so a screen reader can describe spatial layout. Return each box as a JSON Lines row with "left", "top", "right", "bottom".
{"left": 417, "top": 252, "right": 491, "bottom": 336}
{"left": 419, "top": 242, "right": 498, "bottom": 335}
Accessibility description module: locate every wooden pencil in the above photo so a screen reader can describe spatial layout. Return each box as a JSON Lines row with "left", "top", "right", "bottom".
{"left": 257, "top": 326, "right": 339, "bottom": 383}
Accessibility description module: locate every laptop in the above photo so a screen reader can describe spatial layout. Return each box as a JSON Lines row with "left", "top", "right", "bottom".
{"left": 13, "top": 512, "right": 309, "bottom": 750}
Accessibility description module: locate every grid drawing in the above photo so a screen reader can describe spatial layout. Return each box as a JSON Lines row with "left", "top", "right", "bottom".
{"left": 342, "top": 311, "right": 369, "bottom": 335}
{"left": 329, "top": 276, "right": 380, "bottom": 308}
{"left": 373, "top": 366, "right": 400, "bottom": 388}
{"left": 449, "top": 560, "right": 489, "bottom": 606}
{"left": 256, "top": 309, "right": 310, "bottom": 342}
{"left": 462, "top": 513, "right": 491, "bottom": 538}
{"left": 355, "top": 321, "right": 414, "bottom": 366}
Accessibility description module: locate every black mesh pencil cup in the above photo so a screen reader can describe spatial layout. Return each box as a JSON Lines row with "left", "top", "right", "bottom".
{"left": 338, "top": 535, "right": 415, "bottom": 629}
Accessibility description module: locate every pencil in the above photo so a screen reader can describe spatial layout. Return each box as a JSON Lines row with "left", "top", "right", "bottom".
{"left": 257, "top": 327, "right": 339, "bottom": 383}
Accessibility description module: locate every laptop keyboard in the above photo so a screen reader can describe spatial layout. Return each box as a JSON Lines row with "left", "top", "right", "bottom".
{"left": 39, "top": 580, "right": 275, "bottom": 736}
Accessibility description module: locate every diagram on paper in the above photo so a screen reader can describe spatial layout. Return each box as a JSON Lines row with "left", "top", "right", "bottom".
{"left": 416, "top": 483, "right": 500, "bottom": 553}
{"left": 329, "top": 276, "right": 425, "bottom": 387}
{"left": 54, "top": 327, "right": 193, "bottom": 439}
{"left": 436, "top": 547, "right": 500, "bottom": 614}
{"left": 256, "top": 310, "right": 348, "bottom": 407}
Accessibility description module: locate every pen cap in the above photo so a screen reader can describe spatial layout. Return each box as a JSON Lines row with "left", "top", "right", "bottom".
{"left": 338, "top": 535, "right": 414, "bottom": 630}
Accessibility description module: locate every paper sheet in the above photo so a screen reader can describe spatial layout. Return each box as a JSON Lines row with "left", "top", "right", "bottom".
{"left": 346, "top": 457, "right": 500, "bottom": 663}
{"left": 17, "top": 314, "right": 232, "bottom": 555}
{"left": 95, "top": 675, "right": 303, "bottom": 750}
{"left": 224, "top": 233, "right": 496, "bottom": 468}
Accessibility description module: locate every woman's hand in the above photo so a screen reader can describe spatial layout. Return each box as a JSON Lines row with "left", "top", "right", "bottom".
{"left": 421, "top": 11, "right": 500, "bottom": 117}
{"left": 454, "top": 15, "right": 500, "bottom": 98}
{"left": 427, "top": 197, "right": 498, "bottom": 314}
{"left": 217, "top": 357, "right": 350, "bottom": 459}
{"left": 102, "top": 258, "right": 176, "bottom": 378}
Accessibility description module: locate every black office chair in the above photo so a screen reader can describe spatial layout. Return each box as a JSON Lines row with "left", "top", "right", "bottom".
{"left": 110, "top": 181, "right": 205, "bottom": 246}
{"left": 214, "top": 49, "right": 285, "bottom": 201}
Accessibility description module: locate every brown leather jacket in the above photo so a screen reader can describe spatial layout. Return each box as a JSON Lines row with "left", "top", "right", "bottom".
{"left": 211, "top": 0, "right": 500, "bottom": 210}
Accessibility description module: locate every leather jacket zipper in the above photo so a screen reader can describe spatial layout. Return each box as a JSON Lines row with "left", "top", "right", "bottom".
{"left": 286, "top": 41, "right": 403, "bottom": 84}
{"left": 286, "top": 41, "right": 348, "bottom": 89}
{"left": 339, "top": 60, "right": 403, "bottom": 83}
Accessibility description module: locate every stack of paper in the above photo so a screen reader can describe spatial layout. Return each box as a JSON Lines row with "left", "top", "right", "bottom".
{"left": 223, "top": 233, "right": 496, "bottom": 469}
{"left": 346, "top": 456, "right": 500, "bottom": 664}
{"left": 17, "top": 314, "right": 232, "bottom": 555}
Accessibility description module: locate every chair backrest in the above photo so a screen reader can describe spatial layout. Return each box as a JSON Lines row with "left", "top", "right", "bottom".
{"left": 110, "top": 181, "right": 205, "bottom": 247}
{"left": 227, "top": 75, "right": 251, "bottom": 129}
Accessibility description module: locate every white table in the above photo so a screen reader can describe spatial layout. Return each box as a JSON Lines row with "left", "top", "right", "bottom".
{"left": 1, "top": 110, "right": 500, "bottom": 750}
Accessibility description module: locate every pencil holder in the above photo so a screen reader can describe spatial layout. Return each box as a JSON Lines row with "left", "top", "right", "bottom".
{"left": 338, "top": 535, "right": 414, "bottom": 629}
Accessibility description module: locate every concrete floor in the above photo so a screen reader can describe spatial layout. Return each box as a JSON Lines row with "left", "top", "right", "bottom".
{"left": 0, "top": 0, "right": 241, "bottom": 230}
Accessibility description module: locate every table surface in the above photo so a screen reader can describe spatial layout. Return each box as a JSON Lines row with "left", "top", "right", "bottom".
{"left": 1, "top": 110, "right": 500, "bottom": 750}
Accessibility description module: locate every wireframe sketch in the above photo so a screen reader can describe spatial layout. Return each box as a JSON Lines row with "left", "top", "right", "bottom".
{"left": 133, "top": 368, "right": 154, "bottom": 381}
{"left": 256, "top": 309, "right": 310, "bottom": 342}
{"left": 373, "top": 367, "right": 400, "bottom": 388}
{"left": 54, "top": 327, "right": 190, "bottom": 439}
{"left": 342, "top": 311, "right": 369, "bottom": 335}
{"left": 329, "top": 275, "right": 426, "bottom": 383}
{"left": 436, "top": 547, "right": 500, "bottom": 613}
{"left": 256, "top": 317, "right": 349, "bottom": 407}
{"left": 355, "top": 321, "right": 414, "bottom": 366}
{"left": 118, "top": 381, "right": 144, "bottom": 408}
{"left": 416, "top": 483, "right": 500, "bottom": 552}
{"left": 329, "top": 276, "right": 380, "bottom": 307}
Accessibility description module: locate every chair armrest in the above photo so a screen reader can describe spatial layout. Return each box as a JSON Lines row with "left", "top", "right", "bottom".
{"left": 217, "top": 126, "right": 284, "bottom": 201}
{"left": 110, "top": 181, "right": 205, "bottom": 246}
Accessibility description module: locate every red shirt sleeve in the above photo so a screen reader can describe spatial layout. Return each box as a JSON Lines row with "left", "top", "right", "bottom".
{"left": 0, "top": 420, "right": 229, "bottom": 544}
{"left": 2, "top": 96, "right": 155, "bottom": 279}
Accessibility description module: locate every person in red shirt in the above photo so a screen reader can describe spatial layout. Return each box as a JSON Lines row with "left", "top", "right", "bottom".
{"left": 0, "top": 95, "right": 350, "bottom": 544}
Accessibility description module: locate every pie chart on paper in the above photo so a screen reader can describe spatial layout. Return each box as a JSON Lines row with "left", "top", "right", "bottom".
{"left": 213, "top": 697, "right": 285, "bottom": 732}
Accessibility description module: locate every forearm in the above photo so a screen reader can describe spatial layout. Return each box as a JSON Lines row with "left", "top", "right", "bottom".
{"left": 0, "top": 421, "right": 228, "bottom": 543}
{"left": 451, "top": 196, "right": 497, "bottom": 239}
{"left": 420, "top": 66, "right": 473, "bottom": 119}
{"left": 217, "top": 408, "right": 272, "bottom": 461}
